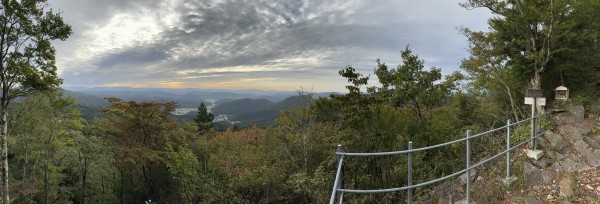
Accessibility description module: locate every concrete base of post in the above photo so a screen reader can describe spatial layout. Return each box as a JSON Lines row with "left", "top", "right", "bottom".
{"left": 527, "top": 150, "right": 544, "bottom": 160}
{"left": 502, "top": 176, "right": 518, "bottom": 186}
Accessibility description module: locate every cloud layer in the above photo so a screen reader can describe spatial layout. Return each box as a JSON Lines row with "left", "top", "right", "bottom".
{"left": 51, "top": 0, "right": 492, "bottom": 91}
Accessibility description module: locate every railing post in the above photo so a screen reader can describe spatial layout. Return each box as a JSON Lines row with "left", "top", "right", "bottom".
{"left": 336, "top": 144, "right": 343, "bottom": 203}
{"left": 466, "top": 130, "right": 471, "bottom": 203}
{"left": 506, "top": 119, "right": 511, "bottom": 179}
{"left": 531, "top": 99, "right": 537, "bottom": 150}
{"left": 330, "top": 144, "right": 343, "bottom": 204}
{"left": 407, "top": 141, "right": 413, "bottom": 204}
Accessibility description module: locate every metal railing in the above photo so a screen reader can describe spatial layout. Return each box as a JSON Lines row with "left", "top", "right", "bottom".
{"left": 329, "top": 111, "right": 554, "bottom": 204}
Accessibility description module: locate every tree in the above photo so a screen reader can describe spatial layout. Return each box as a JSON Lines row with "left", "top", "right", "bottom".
{"left": 548, "top": 0, "right": 600, "bottom": 95}
{"left": 370, "top": 46, "right": 461, "bottom": 120}
{"left": 461, "top": 0, "right": 570, "bottom": 90}
{"left": 8, "top": 91, "right": 109, "bottom": 203}
{"left": 0, "top": 0, "right": 72, "bottom": 202}
{"left": 461, "top": 29, "right": 525, "bottom": 121}
{"left": 164, "top": 144, "right": 199, "bottom": 204}
{"left": 97, "top": 98, "right": 181, "bottom": 203}
{"left": 194, "top": 102, "right": 214, "bottom": 134}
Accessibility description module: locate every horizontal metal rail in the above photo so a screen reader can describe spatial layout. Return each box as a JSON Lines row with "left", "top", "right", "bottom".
{"left": 336, "top": 131, "right": 544, "bottom": 194}
{"left": 337, "top": 112, "right": 550, "bottom": 157}
{"left": 330, "top": 110, "right": 554, "bottom": 203}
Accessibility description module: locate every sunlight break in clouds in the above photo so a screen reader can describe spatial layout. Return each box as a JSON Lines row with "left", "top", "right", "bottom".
{"left": 51, "top": 0, "right": 492, "bottom": 92}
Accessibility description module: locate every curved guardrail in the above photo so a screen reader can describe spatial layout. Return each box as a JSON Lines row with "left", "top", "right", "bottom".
{"left": 329, "top": 111, "right": 554, "bottom": 204}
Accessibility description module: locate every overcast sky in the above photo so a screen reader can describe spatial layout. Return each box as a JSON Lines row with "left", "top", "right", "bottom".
{"left": 49, "top": 0, "right": 492, "bottom": 92}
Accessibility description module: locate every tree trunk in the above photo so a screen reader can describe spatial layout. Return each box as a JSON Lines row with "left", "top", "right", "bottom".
{"left": 1, "top": 102, "right": 9, "bottom": 204}
{"left": 81, "top": 158, "right": 88, "bottom": 204}
{"left": 499, "top": 79, "right": 521, "bottom": 122}
{"left": 44, "top": 162, "right": 49, "bottom": 204}
{"left": 531, "top": 72, "right": 541, "bottom": 90}
{"left": 120, "top": 171, "right": 124, "bottom": 204}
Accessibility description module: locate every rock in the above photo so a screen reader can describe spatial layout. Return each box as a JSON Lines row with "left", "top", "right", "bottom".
{"left": 546, "top": 194, "right": 554, "bottom": 200}
{"left": 537, "top": 136, "right": 549, "bottom": 148}
{"left": 422, "top": 179, "right": 463, "bottom": 204}
{"left": 569, "top": 105, "right": 585, "bottom": 123}
{"left": 524, "top": 162, "right": 543, "bottom": 186}
{"left": 533, "top": 158, "right": 550, "bottom": 167}
{"left": 583, "top": 136, "right": 600, "bottom": 148}
{"left": 597, "top": 186, "right": 600, "bottom": 192}
{"left": 549, "top": 162, "right": 562, "bottom": 171}
{"left": 544, "top": 130, "right": 568, "bottom": 150}
{"left": 542, "top": 171, "right": 554, "bottom": 184}
{"left": 559, "top": 125, "right": 583, "bottom": 141}
{"left": 586, "top": 150, "right": 600, "bottom": 167}
{"left": 575, "top": 122, "right": 594, "bottom": 136}
{"left": 558, "top": 158, "right": 578, "bottom": 172}
{"left": 576, "top": 160, "right": 591, "bottom": 171}
{"left": 555, "top": 105, "right": 585, "bottom": 124}
{"left": 459, "top": 169, "right": 477, "bottom": 184}
{"left": 559, "top": 177, "right": 575, "bottom": 198}
{"left": 555, "top": 152, "right": 566, "bottom": 160}
{"left": 524, "top": 195, "right": 542, "bottom": 204}
{"left": 574, "top": 140, "right": 592, "bottom": 155}
{"left": 586, "top": 184, "right": 594, "bottom": 190}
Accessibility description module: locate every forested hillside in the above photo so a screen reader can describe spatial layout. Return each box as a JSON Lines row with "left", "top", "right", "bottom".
{"left": 1, "top": 0, "right": 600, "bottom": 203}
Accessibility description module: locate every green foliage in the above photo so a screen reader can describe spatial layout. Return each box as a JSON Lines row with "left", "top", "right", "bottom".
{"left": 339, "top": 65, "right": 369, "bottom": 95}
{"left": 462, "top": 0, "right": 600, "bottom": 97}
{"left": 194, "top": 102, "right": 214, "bottom": 134}
{"left": 97, "top": 98, "right": 184, "bottom": 203}
{"left": 461, "top": 28, "right": 527, "bottom": 121}
{"left": 9, "top": 91, "right": 117, "bottom": 203}
{"left": 0, "top": 0, "right": 72, "bottom": 95}
{"left": 570, "top": 94, "right": 593, "bottom": 107}
{"left": 1, "top": 1, "right": 73, "bottom": 201}
{"left": 370, "top": 46, "right": 461, "bottom": 119}
{"left": 165, "top": 144, "right": 199, "bottom": 203}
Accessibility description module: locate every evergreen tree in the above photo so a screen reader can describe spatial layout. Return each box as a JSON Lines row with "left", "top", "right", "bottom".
{"left": 194, "top": 103, "right": 214, "bottom": 134}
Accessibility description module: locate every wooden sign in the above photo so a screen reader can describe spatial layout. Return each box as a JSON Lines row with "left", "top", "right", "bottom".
{"left": 525, "top": 97, "right": 546, "bottom": 106}
{"left": 526, "top": 89, "right": 543, "bottom": 97}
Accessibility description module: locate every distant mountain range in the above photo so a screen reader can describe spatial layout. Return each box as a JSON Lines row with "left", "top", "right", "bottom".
{"left": 62, "top": 87, "right": 334, "bottom": 129}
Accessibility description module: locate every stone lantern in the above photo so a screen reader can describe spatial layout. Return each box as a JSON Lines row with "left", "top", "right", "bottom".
{"left": 555, "top": 86, "right": 568, "bottom": 100}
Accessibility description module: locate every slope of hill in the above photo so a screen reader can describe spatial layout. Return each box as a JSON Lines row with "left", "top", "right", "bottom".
{"left": 211, "top": 98, "right": 274, "bottom": 116}
{"left": 63, "top": 90, "right": 109, "bottom": 109}
{"left": 63, "top": 88, "right": 331, "bottom": 127}
{"left": 231, "top": 95, "right": 312, "bottom": 127}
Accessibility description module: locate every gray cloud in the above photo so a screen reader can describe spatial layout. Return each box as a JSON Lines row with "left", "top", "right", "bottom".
{"left": 51, "top": 0, "right": 492, "bottom": 91}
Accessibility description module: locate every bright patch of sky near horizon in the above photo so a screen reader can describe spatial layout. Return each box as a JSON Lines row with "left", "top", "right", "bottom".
{"left": 51, "top": 0, "right": 492, "bottom": 92}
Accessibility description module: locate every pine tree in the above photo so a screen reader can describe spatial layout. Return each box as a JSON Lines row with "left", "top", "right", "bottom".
{"left": 194, "top": 103, "right": 214, "bottom": 134}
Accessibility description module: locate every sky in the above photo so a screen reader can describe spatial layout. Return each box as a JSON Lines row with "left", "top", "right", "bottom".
{"left": 49, "top": 0, "right": 493, "bottom": 92}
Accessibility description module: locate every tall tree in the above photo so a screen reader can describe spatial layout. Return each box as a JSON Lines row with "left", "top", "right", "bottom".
{"left": 461, "top": 29, "right": 525, "bottom": 121}
{"left": 461, "top": 0, "right": 570, "bottom": 90}
{"left": 98, "top": 98, "right": 180, "bottom": 203}
{"left": 194, "top": 102, "right": 214, "bottom": 134}
{"left": 370, "top": 46, "right": 461, "bottom": 120}
{"left": 10, "top": 91, "right": 86, "bottom": 203}
{"left": 0, "top": 0, "right": 72, "bottom": 202}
